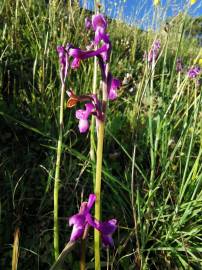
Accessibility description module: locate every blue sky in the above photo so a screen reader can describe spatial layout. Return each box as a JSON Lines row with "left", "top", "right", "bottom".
{"left": 79, "top": 0, "right": 202, "bottom": 29}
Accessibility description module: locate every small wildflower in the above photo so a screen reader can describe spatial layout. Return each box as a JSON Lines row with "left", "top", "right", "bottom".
{"left": 92, "top": 14, "right": 109, "bottom": 45}
{"left": 190, "top": 0, "right": 197, "bottom": 5}
{"left": 57, "top": 44, "right": 72, "bottom": 82}
{"left": 153, "top": 0, "right": 160, "bottom": 6}
{"left": 107, "top": 74, "right": 121, "bottom": 100}
{"left": 147, "top": 40, "right": 161, "bottom": 64}
{"left": 69, "top": 194, "right": 96, "bottom": 241}
{"left": 76, "top": 103, "right": 95, "bottom": 133}
{"left": 187, "top": 66, "right": 201, "bottom": 78}
{"left": 176, "top": 58, "right": 183, "bottom": 73}
{"left": 85, "top": 17, "right": 92, "bottom": 30}
{"left": 87, "top": 215, "right": 117, "bottom": 247}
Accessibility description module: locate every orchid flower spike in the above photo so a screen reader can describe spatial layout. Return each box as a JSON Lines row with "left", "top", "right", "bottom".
{"left": 69, "top": 194, "right": 96, "bottom": 241}
{"left": 147, "top": 40, "right": 161, "bottom": 64}
{"left": 57, "top": 44, "right": 72, "bottom": 82}
{"left": 92, "top": 14, "right": 109, "bottom": 45}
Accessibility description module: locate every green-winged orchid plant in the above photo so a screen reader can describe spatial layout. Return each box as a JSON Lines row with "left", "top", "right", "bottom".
{"left": 52, "top": 13, "right": 119, "bottom": 270}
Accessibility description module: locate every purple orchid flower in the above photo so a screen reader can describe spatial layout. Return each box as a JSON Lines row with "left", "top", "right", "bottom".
{"left": 107, "top": 74, "right": 121, "bottom": 101}
{"left": 57, "top": 44, "right": 72, "bottom": 82}
{"left": 147, "top": 40, "right": 161, "bottom": 64}
{"left": 75, "top": 103, "right": 95, "bottom": 133}
{"left": 92, "top": 14, "right": 109, "bottom": 45}
{"left": 176, "top": 58, "right": 183, "bottom": 73}
{"left": 69, "top": 43, "right": 110, "bottom": 69}
{"left": 69, "top": 194, "right": 96, "bottom": 241}
{"left": 187, "top": 66, "right": 201, "bottom": 78}
{"left": 75, "top": 94, "right": 104, "bottom": 133}
{"left": 87, "top": 215, "right": 117, "bottom": 247}
{"left": 85, "top": 17, "right": 92, "bottom": 30}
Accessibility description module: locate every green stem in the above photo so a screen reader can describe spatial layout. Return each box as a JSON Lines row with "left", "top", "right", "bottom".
{"left": 54, "top": 81, "right": 65, "bottom": 260}
{"left": 94, "top": 121, "right": 105, "bottom": 270}
{"left": 90, "top": 52, "right": 98, "bottom": 185}
{"left": 94, "top": 64, "right": 108, "bottom": 270}
{"left": 80, "top": 239, "right": 86, "bottom": 270}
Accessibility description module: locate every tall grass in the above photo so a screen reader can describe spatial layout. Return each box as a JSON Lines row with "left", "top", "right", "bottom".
{"left": 0, "top": 0, "right": 201, "bottom": 269}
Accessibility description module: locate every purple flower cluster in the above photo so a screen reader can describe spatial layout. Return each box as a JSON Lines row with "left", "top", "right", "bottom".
{"left": 69, "top": 194, "right": 117, "bottom": 247}
{"left": 145, "top": 40, "right": 161, "bottom": 64}
{"left": 187, "top": 66, "right": 201, "bottom": 79}
{"left": 57, "top": 44, "right": 72, "bottom": 82}
{"left": 175, "top": 58, "right": 201, "bottom": 84}
{"left": 59, "top": 14, "right": 120, "bottom": 133}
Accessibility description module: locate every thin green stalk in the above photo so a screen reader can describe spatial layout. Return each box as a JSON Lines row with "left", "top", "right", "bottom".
{"left": 94, "top": 121, "right": 105, "bottom": 270}
{"left": 149, "top": 57, "right": 155, "bottom": 186}
{"left": 80, "top": 239, "right": 86, "bottom": 270}
{"left": 90, "top": 53, "right": 98, "bottom": 185}
{"left": 54, "top": 81, "right": 65, "bottom": 260}
{"left": 94, "top": 64, "right": 108, "bottom": 270}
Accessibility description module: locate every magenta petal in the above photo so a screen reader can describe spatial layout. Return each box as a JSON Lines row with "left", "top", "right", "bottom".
{"left": 108, "top": 78, "right": 120, "bottom": 100}
{"left": 78, "top": 119, "right": 89, "bottom": 133}
{"left": 70, "top": 224, "right": 84, "bottom": 241}
{"left": 85, "top": 17, "right": 92, "bottom": 30}
{"left": 99, "top": 219, "right": 117, "bottom": 234}
{"left": 69, "top": 214, "right": 85, "bottom": 227}
{"left": 108, "top": 89, "right": 117, "bottom": 100}
{"left": 102, "top": 234, "right": 114, "bottom": 247}
{"left": 79, "top": 202, "right": 88, "bottom": 215}
{"left": 76, "top": 109, "right": 89, "bottom": 120}
{"left": 87, "top": 194, "right": 96, "bottom": 210}
{"left": 69, "top": 48, "right": 81, "bottom": 58}
{"left": 71, "top": 58, "right": 80, "bottom": 69}
{"left": 85, "top": 103, "right": 95, "bottom": 114}
{"left": 92, "top": 14, "right": 107, "bottom": 32}
{"left": 86, "top": 214, "right": 99, "bottom": 229}
{"left": 111, "top": 78, "right": 120, "bottom": 89}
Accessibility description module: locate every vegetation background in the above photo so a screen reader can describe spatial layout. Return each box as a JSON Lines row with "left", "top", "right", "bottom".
{"left": 0, "top": 0, "right": 202, "bottom": 269}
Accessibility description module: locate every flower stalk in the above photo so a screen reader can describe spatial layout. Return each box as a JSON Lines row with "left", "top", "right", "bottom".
{"left": 94, "top": 121, "right": 105, "bottom": 269}
{"left": 94, "top": 64, "right": 108, "bottom": 270}
{"left": 53, "top": 80, "right": 65, "bottom": 260}
{"left": 90, "top": 51, "right": 98, "bottom": 185}
{"left": 80, "top": 239, "right": 86, "bottom": 270}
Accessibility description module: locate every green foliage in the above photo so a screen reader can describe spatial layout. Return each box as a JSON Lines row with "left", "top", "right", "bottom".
{"left": 0, "top": 0, "right": 202, "bottom": 269}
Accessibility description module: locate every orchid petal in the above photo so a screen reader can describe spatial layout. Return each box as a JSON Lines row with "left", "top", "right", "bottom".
{"left": 78, "top": 119, "right": 89, "bottom": 133}
{"left": 71, "top": 58, "right": 80, "bottom": 69}
{"left": 92, "top": 14, "right": 107, "bottom": 32}
{"left": 85, "top": 17, "right": 92, "bottom": 30}
{"left": 108, "top": 75, "right": 120, "bottom": 101}
{"left": 75, "top": 109, "right": 89, "bottom": 120}
{"left": 87, "top": 194, "right": 96, "bottom": 210}
{"left": 102, "top": 234, "right": 114, "bottom": 247}
{"left": 86, "top": 214, "right": 100, "bottom": 229}
{"left": 70, "top": 224, "right": 84, "bottom": 241}
{"left": 99, "top": 219, "right": 117, "bottom": 234}
{"left": 85, "top": 103, "right": 95, "bottom": 114}
{"left": 69, "top": 213, "right": 86, "bottom": 227}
